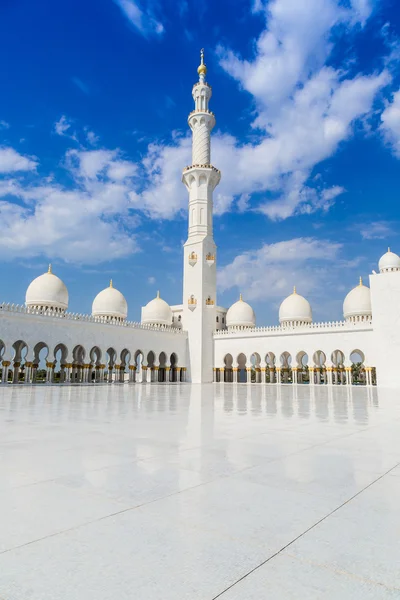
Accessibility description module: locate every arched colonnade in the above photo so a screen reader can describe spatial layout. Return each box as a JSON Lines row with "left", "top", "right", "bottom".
{"left": 0, "top": 339, "right": 185, "bottom": 384}
{"left": 217, "top": 349, "right": 376, "bottom": 386}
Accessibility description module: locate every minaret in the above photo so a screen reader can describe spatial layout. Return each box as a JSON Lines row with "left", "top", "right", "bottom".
{"left": 182, "top": 50, "right": 221, "bottom": 383}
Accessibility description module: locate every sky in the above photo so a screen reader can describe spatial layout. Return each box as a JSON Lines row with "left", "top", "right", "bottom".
{"left": 0, "top": 0, "right": 400, "bottom": 325}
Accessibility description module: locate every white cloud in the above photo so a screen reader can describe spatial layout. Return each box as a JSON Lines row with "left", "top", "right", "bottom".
{"left": 129, "top": 0, "right": 389, "bottom": 221}
{"left": 54, "top": 115, "right": 77, "bottom": 142}
{"left": 0, "top": 145, "right": 139, "bottom": 264}
{"left": 147, "top": 276, "right": 156, "bottom": 284}
{"left": 359, "top": 221, "right": 394, "bottom": 240}
{"left": 113, "top": 0, "right": 164, "bottom": 37}
{"left": 0, "top": 147, "right": 37, "bottom": 173}
{"left": 380, "top": 89, "right": 400, "bottom": 157}
{"left": 0, "top": 120, "right": 9, "bottom": 130}
{"left": 218, "top": 237, "right": 342, "bottom": 302}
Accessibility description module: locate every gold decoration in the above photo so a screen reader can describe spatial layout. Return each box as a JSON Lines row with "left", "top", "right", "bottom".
{"left": 48, "top": 263, "right": 52, "bottom": 274}
{"left": 206, "top": 296, "right": 214, "bottom": 305}
{"left": 197, "top": 48, "right": 207, "bottom": 76}
{"left": 188, "top": 295, "right": 197, "bottom": 305}
{"left": 110, "top": 279, "right": 113, "bottom": 288}
{"left": 359, "top": 276, "right": 363, "bottom": 286}
{"left": 293, "top": 286, "right": 297, "bottom": 294}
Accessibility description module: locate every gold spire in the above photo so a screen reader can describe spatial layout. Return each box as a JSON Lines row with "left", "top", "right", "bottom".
{"left": 359, "top": 276, "right": 363, "bottom": 286}
{"left": 157, "top": 290, "right": 160, "bottom": 298}
{"left": 109, "top": 279, "right": 113, "bottom": 288}
{"left": 388, "top": 246, "right": 391, "bottom": 253}
{"left": 197, "top": 48, "right": 207, "bottom": 77}
{"left": 239, "top": 293, "right": 243, "bottom": 301}
{"left": 48, "top": 263, "right": 52, "bottom": 274}
{"left": 293, "top": 285, "right": 297, "bottom": 294}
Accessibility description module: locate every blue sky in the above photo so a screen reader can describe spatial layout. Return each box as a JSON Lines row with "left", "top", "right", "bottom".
{"left": 0, "top": 0, "right": 400, "bottom": 324}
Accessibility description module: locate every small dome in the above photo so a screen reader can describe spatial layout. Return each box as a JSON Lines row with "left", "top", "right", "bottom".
{"left": 378, "top": 248, "right": 400, "bottom": 273}
{"left": 92, "top": 280, "right": 127, "bottom": 321}
{"left": 226, "top": 294, "right": 256, "bottom": 329}
{"left": 279, "top": 287, "right": 312, "bottom": 326}
{"left": 25, "top": 264, "right": 68, "bottom": 312}
{"left": 142, "top": 291, "right": 172, "bottom": 327}
{"left": 343, "top": 277, "right": 372, "bottom": 322}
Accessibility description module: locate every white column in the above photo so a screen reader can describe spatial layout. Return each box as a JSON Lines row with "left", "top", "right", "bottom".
{"left": 233, "top": 368, "right": 238, "bottom": 383}
{"left": 327, "top": 367, "right": 333, "bottom": 385}
{"left": 292, "top": 367, "right": 298, "bottom": 384}
{"left": 309, "top": 367, "right": 315, "bottom": 386}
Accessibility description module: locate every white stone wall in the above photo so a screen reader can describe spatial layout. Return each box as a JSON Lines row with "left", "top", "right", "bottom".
{"left": 0, "top": 307, "right": 187, "bottom": 368}
{"left": 214, "top": 322, "right": 376, "bottom": 370}
{"left": 369, "top": 270, "right": 400, "bottom": 387}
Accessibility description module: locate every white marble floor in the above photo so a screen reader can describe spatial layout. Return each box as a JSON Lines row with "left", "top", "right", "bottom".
{"left": 0, "top": 383, "right": 400, "bottom": 599}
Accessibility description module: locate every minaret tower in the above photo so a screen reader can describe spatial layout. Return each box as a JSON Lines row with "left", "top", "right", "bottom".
{"left": 182, "top": 50, "right": 221, "bottom": 383}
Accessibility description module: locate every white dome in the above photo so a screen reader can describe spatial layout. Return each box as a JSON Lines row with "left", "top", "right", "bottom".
{"left": 279, "top": 288, "right": 312, "bottom": 326}
{"left": 92, "top": 281, "right": 127, "bottom": 321}
{"left": 343, "top": 278, "right": 372, "bottom": 322}
{"left": 25, "top": 265, "right": 68, "bottom": 312}
{"left": 226, "top": 294, "right": 256, "bottom": 329}
{"left": 142, "top": 292, "right": 172, "bottom": 326}
{"left": 378, "top": 248, "right": 400, "bottom": 273}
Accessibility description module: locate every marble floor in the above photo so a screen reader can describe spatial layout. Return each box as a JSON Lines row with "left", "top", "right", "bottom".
{"left": 0, "top": 383, "right": 400, "bottom": 599}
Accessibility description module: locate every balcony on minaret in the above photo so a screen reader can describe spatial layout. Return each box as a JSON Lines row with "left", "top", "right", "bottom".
{"left": 188, "top": 252, "right": 197, "bottom": 266}
{"left": 206, "top": 253, "right": 215, "bottom": 266}
{"left": 206, "top": 296, "right": 214, "bottom": 306}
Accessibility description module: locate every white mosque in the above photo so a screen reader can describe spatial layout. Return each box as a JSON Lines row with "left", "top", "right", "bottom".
{"left": 0, "top": 52, "right": 399, "bottom": 388}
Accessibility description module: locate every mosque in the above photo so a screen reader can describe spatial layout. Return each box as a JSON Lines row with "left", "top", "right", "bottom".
{"left": 0, "top": 52, "right": 399, "bottom": 388}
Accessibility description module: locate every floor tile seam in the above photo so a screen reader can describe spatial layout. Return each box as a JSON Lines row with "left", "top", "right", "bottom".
{"left": 210, "top": 459, "right": 400, "bottom": 599}
{"left": 282, "top": 552, "right": 400, "bottom": 592}
{"left": 0, "top": 468, "right": 241, "bottom": 556}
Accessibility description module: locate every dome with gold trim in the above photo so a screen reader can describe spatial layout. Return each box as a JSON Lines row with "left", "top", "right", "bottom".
{"left": 92, "top": 280, "right": 127, "bottom": 322}
{"left": 141, "top": 291, "right": 172, "bottom": 327}
{"left": 25, "top": 264, "right": 68, "bottom": 313}
{"left": 226, "top": 294, "right": 256, "bottom": 330}
{"left": 279, "top": 287, "right": 312, "bottom": 327}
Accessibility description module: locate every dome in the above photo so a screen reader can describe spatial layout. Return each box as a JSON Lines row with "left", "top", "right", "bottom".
{"left": 378, "top": 248, "right": 400, "bottom": 273}
{"left": 92, "top": 280, "right": 127, "bottom": 321}
{"left": 142, "top": 291, "right": 172, "bottom": 327}
{"left": 226, "top": 294, "right": 256, "bottom": 329}
{"left": 25, "top": 264, "right": 68, "bottom": 313}
{"left": 343, "top": 277, "right": 372, "bottom": 322}
{"left": 279, "top": 287, "right": 312, "bottom": 326}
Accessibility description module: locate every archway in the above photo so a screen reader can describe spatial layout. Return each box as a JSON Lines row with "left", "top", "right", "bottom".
{"left": 237, "top": 353, "right": 247, "bottom": 383}
{"left": 296, "top": 351, "right": 309, "bottom": 384}
{"left": 170, "top": 353, "right": 178, "bottom": 382}
{"left": 331, "top": 349, "right": 345, "bottom": 385}
{"left": 106, "top": 347, "right": 116, "bottom": 383}
{"left": 0, "top": 340, "right": 6, "bottom": 382}
{"left": 88, "top": 346, "right": 102, "bottom": 382}
{"left": 224, "top": 353, "right": 233, "bottom": 382}
{"left": 72, "top": 345, "right": 86, "bottom": 383}
{"left": 134, "top": 350, "right": 144, "bottom": 382}
{"left": 158, "top": 351, "right": 167, "bottom": 382}
{"left": 250, "top": 352, "right": 261, "bottom": 383}
{"left": 313, "top": 350, "right": 327, "bottom": 385}
{"left": 265, "top": 352, "right": 276, "bottom": 383}
{"left": 12, "top": 340, "right": 29, "bottom": 383}
{"left": 350, "top": 349, "right": 366, "bottom": 385}
{"left": 120, "top": 348, "right": 131, "bottom": 383}
{"left": 54, "top": 343, "right": 68, "bottom": 383}
{"left": 280, "top": 351, "right": 292, "bottom": 384}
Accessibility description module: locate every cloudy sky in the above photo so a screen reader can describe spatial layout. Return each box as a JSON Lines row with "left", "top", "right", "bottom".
{"left": 0, "top": 0, "right": 399, "bottom": 324}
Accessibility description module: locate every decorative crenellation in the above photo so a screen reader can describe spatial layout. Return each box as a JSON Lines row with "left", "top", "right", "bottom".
{"left": 0, "top": 303, "right": 186, "bottom": 334}
{"left": 213, "top": 319, "right": 373, "bottom": 336}
{"left": 183, "top": 164, "right": 220, "bottom": 174}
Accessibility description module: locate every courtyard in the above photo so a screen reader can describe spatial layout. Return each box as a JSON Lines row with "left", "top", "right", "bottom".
{"left": 0, "top": 383, "right": 399, "bottom": 599}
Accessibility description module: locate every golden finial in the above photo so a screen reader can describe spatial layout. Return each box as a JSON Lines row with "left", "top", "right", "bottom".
{"left": 388, "top": 247, "right": 391, "bottom": 253}
{"left": 359, "top": 276, "right": 363, "bottom": 286}
{"left": 239, "top": 293, "right": 243, "bottom": 301}
{"left": 157, "top": 290, "right": 160, "bottom": 298}
{"left": 48, "top": 263, "right": 52, "bottom": 274}
{"left": 110, "top": 279, "right": 113, "bottom": 288}
{"left": 197, "top": 48, "right": 207, "bottom": 77}
{"left": 293, "top": 285, "right": 297, "bottom": 294}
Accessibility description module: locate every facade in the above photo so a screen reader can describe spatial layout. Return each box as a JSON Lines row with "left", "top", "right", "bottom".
{"left": 0, "top": 53, "right": 399, "bottom": 387}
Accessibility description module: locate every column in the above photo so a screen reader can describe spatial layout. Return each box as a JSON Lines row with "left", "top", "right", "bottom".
{"left": 232, "top": 367, "right": 238, "bottom": 383}
{"left": 246, "top": 367, "right": 252, "bottom": 384}
{"left": 1, "top": 360, "right": 10, "bottom": 384}
{"left": 260, "top": 367, "right": 266, "bottom": 383}
{"left": 46, "top": 362, "right": 55, "bottom": 384}
{"left": 345, "top": 366, "right": 352, "bottom": 385}
{"left": 60, "top": 364, "right": 66, "bottom": 383}
{"left": 309, "top": 367, "right": 315, "bottom": 386}
{"left": 24, "top": 361, "right": 32, "bottom": 384}
{"left": 326, "top": 367, "right": 333, "bottom": 385}
{"left": 219, "top": 367, "right": 224, "bottom": 383}
{"left": 269, "top": 368, "right": 275, "bottom": 383}
{"left": 129, "top": 365, "right": 136, "bottom": 383}
{"left": 181, "top": 367, "right": 186, "bottom": 382}
{"left": 152, "top": 366, "right": 159, "bottom": 383}
{"left": 165, "top": 366, "right": 171, "bottom": 383}
{"left": 292, "top": 367, "right": 298, "bottom": 384}
{"left": 146, "top": 367, "right": 152, "bottom": 383}
{"left": 276, "top": 367, "right": 281, "bottom": 384}
{"left": 65, "top": 364, "right": 72, "bottom": 383}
